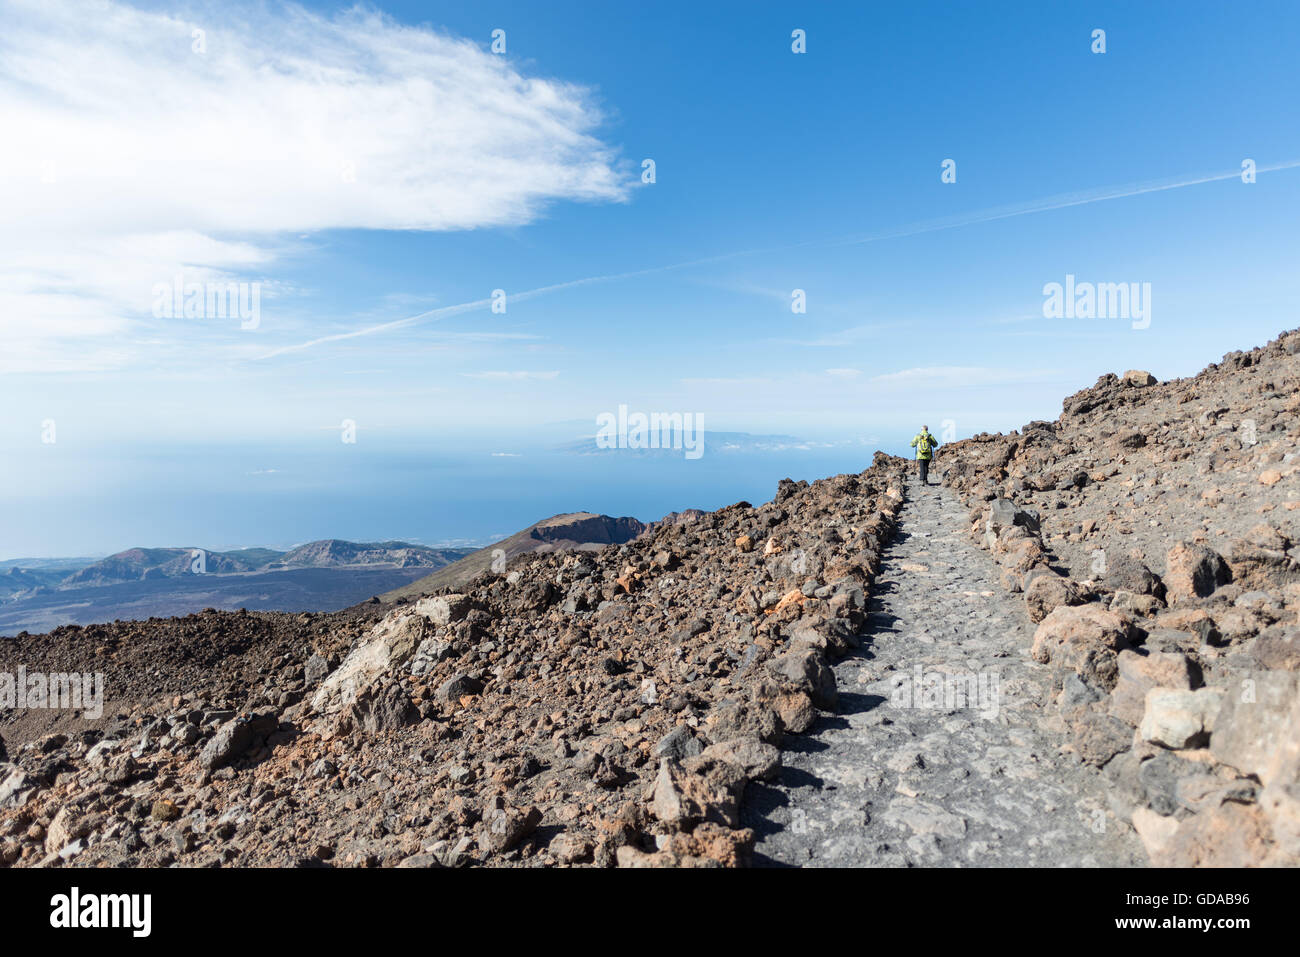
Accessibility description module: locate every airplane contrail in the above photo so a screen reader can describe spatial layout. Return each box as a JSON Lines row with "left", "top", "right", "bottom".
{"left": 257, "top": 159, "right": 1299, "bottom": 359}
{"left": 253, "top": 250, "right": 761, "bottom": 359}
{"left": 819, "top": 159, "right": 1300, "bottom": 249}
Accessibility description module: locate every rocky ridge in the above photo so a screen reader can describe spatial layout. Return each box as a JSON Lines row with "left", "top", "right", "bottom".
{"left": 1, "top": 457, "right": 908, "bottom": 867}
{"left": 937, "top": 328, "right": 1300, "bottom": 866}
{"left": 4, "top": 326, "right": 1299, "bottom": 869}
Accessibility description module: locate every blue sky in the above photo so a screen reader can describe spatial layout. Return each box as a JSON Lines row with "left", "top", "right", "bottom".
{"left": 2, "top": 0, "right": 1299, "bottom": 556}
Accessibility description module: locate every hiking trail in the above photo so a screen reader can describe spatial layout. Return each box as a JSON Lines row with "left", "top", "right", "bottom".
{"left": 743, "top": 476, "right": 1147, "bottom": 867}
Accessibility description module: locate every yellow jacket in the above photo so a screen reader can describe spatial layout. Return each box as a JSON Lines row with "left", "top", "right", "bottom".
{"left": 910, "top": 431, "right": 939, "bottom": 460}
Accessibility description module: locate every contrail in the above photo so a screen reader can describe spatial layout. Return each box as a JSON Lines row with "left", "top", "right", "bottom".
{"left": 254, "top": 250, "right": 760, "bottom": 359}
{"left": 258, "top": 159, "right": 1298, "bottom": 359}
{"left": 817, "top": 159, "right": 1300, "bottom": 249}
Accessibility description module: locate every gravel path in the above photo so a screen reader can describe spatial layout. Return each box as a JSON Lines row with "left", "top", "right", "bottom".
{"left": 744, "top": 476, "right": 1147, "bottom": 867}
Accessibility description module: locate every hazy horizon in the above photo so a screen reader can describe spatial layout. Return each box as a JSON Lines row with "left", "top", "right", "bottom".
{"left": 4, "top": 0, "right": 1298, "bottom": 560}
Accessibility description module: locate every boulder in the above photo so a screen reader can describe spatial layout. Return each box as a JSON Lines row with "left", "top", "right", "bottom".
{"left": 1001, "top": 537, "right": 1049, "bottom": 574}
{"left": 1164, "top": 542, "right": 1230, "bottom": 603}
{"left": 408, "top": 637, "right": 453, "bottom": 677}
{"left": 1031, "top": 604, "right": 1133, "bottom": 690}
{"left": 1209, "top": 671, "right": 1299, "bottom": 785}
{"left": 303, "top": 654, "right": 331, "bottom": 686}
{"left": 1131, "top": 807, "right": 1181, "bottom": 860}
{"left": 767, "top": 646, "right": 837, "bottom": 710}
{"left": 199, "top": 712, "right": 278, "bottom": 770}
{"left": 1227, "top": 524, "right": 1299, "bottom": 589}
{"left": 348, "top": 683, "right": 418, "bottom": 732}
{"left": 1248, "top": 625, "right": 1300, "bottom": 671}
{"left": 770, "top": 691, "right": 817, "bottom": 733}
{"left": 1151, "top": 801, "right": 1276, "bottom": 867}
{"left": 707, "top": 699, "right": 782, "bottom": 745}
{"left": 1139, "top": 687, "right": 1223, "bottom": 749}
{"left": 1060, "top": 673, "right": 1103, "bottom": 708}
{"left": 1069, "top": 711, "right": 1132, "bottom": 767}
{"left": 616, "top": 822, "right": 753, "bottom": 868}
{"left": 654, "top": 725, "right": 703, "bottom": 761}
{"left": 0, "top": 767, "right": 37, "bottom": 809}
{"left": 1109, "top": 590, "right": 1163, "bottom": 616}
{"left": 44, "top": 806, "right": 90, "bottom": 854}
{"left": 1099, "top": 555, "right": 1163, "bottom": 597}
{"left": 986, "top": 498, "right": 1039, "bottom": 534}
{"left": 311, "top": 612, "right": 430, "bottom": 714}
{"left": 700, "top": 736, "right": 781, "bottom": 782}
{"left": 413, "top": 593, "right": 473, "bottom": 625}
{"left": 1024, "top": 573, "right": 1082, "bottom": 623}
{"left": 1109, "top": 649, "right": 1200, "bottom": 727}
{"left": 435, "top": 672, "right": 483, "bottom": 703}
{"left": 1122, "top": 370, "right": 1157, "bottom": 387}
{"left": 1116, "top": 429, "right": 1147, "bottom": 450}
{"left": 1137, "top": 750, "right": 1209, "bottom": 816}
{"left": 478, "top": 800, "right": 542, "bottom": 854}
{"left": 1259, "top": 780, "right": 1300, "bottom": 864}
{"left": 650, "top": 756, "right": 747, "bottom": 831}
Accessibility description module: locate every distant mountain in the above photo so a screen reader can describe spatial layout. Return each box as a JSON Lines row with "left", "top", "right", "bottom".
{"left": 382, "top": 512, "right": 647, "bottom": 599}
{"left": 0, "top": 539, "right": 477, "bottom": 634}
{"left": 272, "top": 540, "right": 469, "bottom": 569}
{"left": 0, "top": 566, "right": 67, "bottom": 602}
{"left": 61, "top": 547, "right": 263, "bottom": 586}
{"left": 0, "top": 556, "right": 101, "bottom": 572}
{"left": 57, "top": 540, "right": 473, "bottom": 589}
{"left": 0, "top": 539, "right": 478, "bottom": 636}
{"left": 644, "top": 508, "right": 708, "bottom": 533}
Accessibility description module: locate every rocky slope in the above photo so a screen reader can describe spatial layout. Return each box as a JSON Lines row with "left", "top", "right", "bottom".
{"left": 936, "top": 329, "right": 1300, "bottom": 866}
{"left": 1, "top": 459, "right": 907, "bottom": 867}
{"left": 3, "top": 327, "right": 1298, "bottom": 869}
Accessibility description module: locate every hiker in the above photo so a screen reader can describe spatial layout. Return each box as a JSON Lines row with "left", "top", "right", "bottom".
{"left": 910, "top": 425, "right": 940, "bottom": 485}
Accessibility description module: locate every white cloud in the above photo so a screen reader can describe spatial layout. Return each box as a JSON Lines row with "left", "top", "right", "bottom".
{"left": 0, "top": 0, "right": 630, "bottom": 373}
{"left": 825, "top": 368, "right": 861, "bottom": 377}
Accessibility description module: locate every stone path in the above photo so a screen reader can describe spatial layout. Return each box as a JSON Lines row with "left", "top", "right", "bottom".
{"left": 743, "top": 477, "right": 1146, "bottom": 867}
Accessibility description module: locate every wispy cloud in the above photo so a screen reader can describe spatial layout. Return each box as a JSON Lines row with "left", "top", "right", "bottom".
{"left": 0, "top": 0, "right": 630, "bottom": 372}
{"left": 261, "top": 159, "right": 1300, "bottom": 360}
{"left": 818, "top": 161, "right": 1300, "bottom": 250}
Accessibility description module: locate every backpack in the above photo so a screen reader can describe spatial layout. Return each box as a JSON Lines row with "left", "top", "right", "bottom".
{"left": 917, "top": 433, "right": 934, "bottom": 454}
